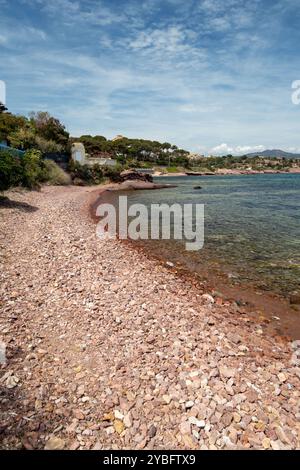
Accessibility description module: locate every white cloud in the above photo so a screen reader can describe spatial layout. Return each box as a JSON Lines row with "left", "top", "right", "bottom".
{"left": 27, "top": 27, "right": 47, "bottom": 41}
{"left": 0, "top": 34, "right": 7, "bottom": 44}
{"left": 127, "top": 25, "right": 207, "bottom": 71}
{"left": 199, "top": 0, "right": 258, "bottom": 33}
{"left": 210, "top": 143, "right": 266, "bottom": 155}
{"left": 0, "top": 26, "right": 47, "bottom": 45}
{"left": 30, "top": 0, "right": 125, "bottom": 26}
{"left": 129, "top": 26, "right": 189, "bottom": 52}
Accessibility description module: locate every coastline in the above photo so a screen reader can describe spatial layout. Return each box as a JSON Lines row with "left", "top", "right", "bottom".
{"left": 89, "top": 183, "right": 300, "bottom": 340}
{"left": 154, "top": 168, "right": 300, "bottom": 177}
{"left": 1, "top": 185, "right": 299, "bottom": 450}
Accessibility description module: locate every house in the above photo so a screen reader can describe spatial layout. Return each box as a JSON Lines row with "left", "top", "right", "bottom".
{"left": 112, "top": 135, "right": 125, "bottom": 142}
{"left": 188, "top": 153, "right": 205, "bottom": 161}
{"left": 87, "top": 157, "right": 117, "bottom": 167}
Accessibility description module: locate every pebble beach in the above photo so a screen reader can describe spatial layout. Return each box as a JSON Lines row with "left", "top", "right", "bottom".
{"left": 0, "top": 185, "right": 299, "bottom": 450}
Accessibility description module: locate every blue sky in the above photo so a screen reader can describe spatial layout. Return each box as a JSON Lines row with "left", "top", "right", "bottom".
{"left": 1, "top": 0, "right": 300, "bottom": 154}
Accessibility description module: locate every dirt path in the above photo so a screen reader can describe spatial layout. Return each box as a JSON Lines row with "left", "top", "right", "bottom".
{"left": 0, "top": 186, "right": 299, "bottom": 450}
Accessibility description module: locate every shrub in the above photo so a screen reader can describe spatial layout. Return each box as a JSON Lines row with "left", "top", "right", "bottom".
{"left": 0, "top": 151, "right": 23, "bottom": 191}
{"left": 43, "top": 159, "right": 71, "bottom": 185}
{"left": 68, "top": 161, "right": 95, "bottom": 185}
{"left": 21, "top": 149, "right": 44, "bottom": 189}
{"left": 68, "top": 161, "right": 123, "bottom": 184}
{"left": 166, "top": 166, "right": 179, "bottom": 173}
{"left": 102, "top": 164, "right": 123, "bottom": 182}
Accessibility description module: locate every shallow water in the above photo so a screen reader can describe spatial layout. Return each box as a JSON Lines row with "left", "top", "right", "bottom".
{"left": 126, "top": 174, "right": 300, "bottom": 298}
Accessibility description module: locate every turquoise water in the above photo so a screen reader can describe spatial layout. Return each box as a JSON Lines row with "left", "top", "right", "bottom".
{"left": 127, "top": 174, "right": 300, "bottom": 297}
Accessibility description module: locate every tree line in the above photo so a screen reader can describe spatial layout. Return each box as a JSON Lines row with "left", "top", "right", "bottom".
{"left": 0, "top": 104, "right": 190, "bottom": 166}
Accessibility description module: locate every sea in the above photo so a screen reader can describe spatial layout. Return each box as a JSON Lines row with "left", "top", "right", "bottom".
{"left": 126, "top": 173, "right": 300, "bottom": 299}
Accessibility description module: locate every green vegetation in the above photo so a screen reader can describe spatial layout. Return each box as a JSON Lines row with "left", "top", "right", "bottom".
{"left": 0, "top": 151, "right": 23, "bottom": 191}
{"left": 43, "top": 159, "right": 71, "bottom": 186}
{"left": 68, "top": 161, "right": 123, "bottom": 185}
{"left": 165, "top": 166, "right": 180, "bottom": 173}
{"left": 73, "top": 135, "right": 190, "bottom": 167}
{"left": 187, "top": 155, "right": 299, "bottom": 173}
{"left": 0, "top": 110, "right": 69, "bottom": 153}
{"left": 1, "top": 104, "right": 299, "bottom": 192}
{"left": 21, "top": 149, "right": 45, "bottom": 189}
{"left": 0, "top": 149, "right": 47, "bottom": 191}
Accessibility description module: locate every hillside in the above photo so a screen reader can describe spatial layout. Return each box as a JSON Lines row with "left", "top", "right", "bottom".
{"left": 246, "top": 149, "right": 300, "bottom": 159}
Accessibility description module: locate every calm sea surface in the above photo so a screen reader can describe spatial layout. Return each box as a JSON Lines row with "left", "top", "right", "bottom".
{"left": 126, "top": 174, "right": 300, "bottom": 297}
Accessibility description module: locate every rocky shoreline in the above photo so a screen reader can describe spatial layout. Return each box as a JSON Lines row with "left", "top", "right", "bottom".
{"left": 0, "top": 185, "right": 300, "bottom": 450}
{"left": 155, "top": 168, "right": 300, "bottom": 177}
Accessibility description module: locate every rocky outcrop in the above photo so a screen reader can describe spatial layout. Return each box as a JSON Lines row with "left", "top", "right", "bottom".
{"left": 120, "top": 170, "right": 153, "bottom": 183}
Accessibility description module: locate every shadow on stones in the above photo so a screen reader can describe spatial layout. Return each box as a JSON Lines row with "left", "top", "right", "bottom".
{"left": 0, "top": 196, "right": 39, "bottom": 213}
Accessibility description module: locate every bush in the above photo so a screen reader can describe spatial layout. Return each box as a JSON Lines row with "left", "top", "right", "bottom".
{"left": 43, "top": 159, "right": 71, "bottom": 185}
{"left": 21, "top": 149, "right": 44, "bottom": 189}
{"left": 68, "top": 161, "right": 96, "bottom": 185}
{"left": 68, "top": 161, "right": 122, "bottom": 185}
{"left": 0, "top": 151, "right": 23, "bottom": 191}
{"left": 102, "top": 164, "right": 123, "bottom": 182}
{"left": 166, "top": 166, "right": 179, "bottom": 173}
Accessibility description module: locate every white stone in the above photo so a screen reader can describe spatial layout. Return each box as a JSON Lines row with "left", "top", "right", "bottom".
{"left": 114, "top": 410, "right": 124, "bottom": 420}
{"left": 0, "top": 341, "right": 6, "bottom": 365}
{"left": 202, "top": 294, "right": 215, "bottom": 304}
{"left": 188, "top": 417, "right": 205, "bottom": 428}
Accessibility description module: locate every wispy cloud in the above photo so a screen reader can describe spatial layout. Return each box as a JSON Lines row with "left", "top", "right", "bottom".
{"left": 129, "top": 26, "right": 191, "bottom": 52}
{"left": 27, "top": 0, "right": 126, "bottom": 26}
{"left": 0, "top": 34, "right": 7, "bottom": 44}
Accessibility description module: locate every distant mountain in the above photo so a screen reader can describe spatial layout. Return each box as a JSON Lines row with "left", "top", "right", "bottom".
{"left": 246, "top": 149, "right": 300, "bottom": 159}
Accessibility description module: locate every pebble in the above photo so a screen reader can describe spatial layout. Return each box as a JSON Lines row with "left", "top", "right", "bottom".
{"left": 124, "top": 413, "right": 132, "bottom": 428}
{"left": 114, "top": 410, "right": 124, "bottom": 420}
{"left": 277, "top": 373, "right": 286, "bottom": 383}
{"left": 44, "top": 437, "right": 65, "bottom": 450}
{"left": 148, "top": 425, "right": 157, "bottom": 438}
{"left": 180, "top": 421, "right": 191, "bottom": 435}
{"left": 73, "top": 409, "right": 85, "bottom": 420}
{"left": 202, "top": 294, "right": 215, "bottom": 304}
{"left": 262, "top": 437, "right": 271, "bottom": 449}
{"left": 0, "top": 341, "right": 6, "bottom": 365}
{"left": 5, "top": 374, "right": 19, "bottom": 389}
{"left": 162, "top": 395, "right": 172, "bottom": 404}
{"left": 185, "top": 400, "right": 194, "bottom": 409}
{"left": 114, "top": 420, "right": 125, "bottom": 435}
{"left": 219, "top": 365, "right": 236, "bottom": 379}
{"left": 188, "top": 417, "right": 205, "bottom": 428}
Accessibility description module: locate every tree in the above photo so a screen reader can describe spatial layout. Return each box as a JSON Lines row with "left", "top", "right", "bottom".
{"left": 0, "top": 102, "right": 8, "bottom": 114}
{"left": 29, "top": 112, "right": 69, "bottom": 151}
{"left": 8, "top": 126, "right": 36, "bottom": 150}
{"left": 0, "top": 113, "right": 28, "bottom": 144}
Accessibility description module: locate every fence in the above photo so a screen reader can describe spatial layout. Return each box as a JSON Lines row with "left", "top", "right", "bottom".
{"left": 0, "top": 143, "right": 25, "bottom": 157}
